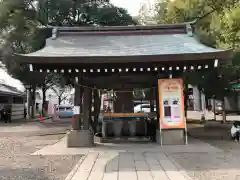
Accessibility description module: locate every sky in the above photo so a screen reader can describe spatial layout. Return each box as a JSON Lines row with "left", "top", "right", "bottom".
{"left": 0, "top": 0, "right": 147, "bottom": 91}
{"left": 112, "top": 0, "right": 143, "bottom": 16}
{"left": 112, "top": 0, "right": 154, "bottom": 16}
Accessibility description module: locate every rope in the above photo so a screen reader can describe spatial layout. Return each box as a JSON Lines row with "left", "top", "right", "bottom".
{"left": 74, "top": 81, "right": 156, "bottom": 93}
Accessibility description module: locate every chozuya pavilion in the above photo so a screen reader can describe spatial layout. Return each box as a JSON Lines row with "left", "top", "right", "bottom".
{"left": 15, "top": 22, "right": 230, "bottom": 147}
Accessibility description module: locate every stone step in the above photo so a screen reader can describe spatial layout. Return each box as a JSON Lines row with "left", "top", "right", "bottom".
{"left": 96, "top": 136, "right": 151, "bottom": 143}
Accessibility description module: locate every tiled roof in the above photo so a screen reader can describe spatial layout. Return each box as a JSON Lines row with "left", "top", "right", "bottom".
{"left": 15, "top": 23, "right": 230, "bottom": 64}
{"left": 22, "top": 34, "right": 225, "bottom": 57}
{"left": 0, "top": 84, "right": 24, "bottom": 96}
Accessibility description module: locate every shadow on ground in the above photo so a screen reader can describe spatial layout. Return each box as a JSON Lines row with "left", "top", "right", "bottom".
{"left": 187, "top": 121, "right": 232, "bottom": 140}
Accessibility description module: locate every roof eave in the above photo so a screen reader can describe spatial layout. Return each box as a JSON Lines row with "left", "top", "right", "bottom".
{"left": 14, "top": 50, "right": 232, "bottom": 64}
{"left": 0, "top": 91, "right": 25, "bottom": 97}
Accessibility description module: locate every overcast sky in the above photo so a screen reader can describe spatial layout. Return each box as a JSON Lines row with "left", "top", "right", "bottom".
{"left": 112, "top": 0, "right": 154, "bottom": 16}
{"left": 0, "top": 0, "right": 151, "bottom": 91}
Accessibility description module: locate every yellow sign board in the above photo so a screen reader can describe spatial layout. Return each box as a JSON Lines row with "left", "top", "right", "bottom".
{"left": 158, "top": 78, "right": 185, "bottom": 129}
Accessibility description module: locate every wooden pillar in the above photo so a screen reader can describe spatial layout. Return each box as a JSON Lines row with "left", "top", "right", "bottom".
{"left": 150, "top": 88, "right": 154, "bottom": 113}
{"left": 93, "top": 90, "right": 99, "bottom": 124}
{"left": 155, "top": 83, "right": 160, "bottom": 129}
{"left": 88, "top": 89, "right": 95, "bottom": 133}
{"left": 83, "top": 87, "right": 90, "bottom": 130}
{"left": 73, "top": 74, "right": 83, "bottom": 130}
{"left": 67, "top": 74, "right": 94, "bottom": 147}
{"left": 73, "top": 86, "right": 80, "bottom": 130}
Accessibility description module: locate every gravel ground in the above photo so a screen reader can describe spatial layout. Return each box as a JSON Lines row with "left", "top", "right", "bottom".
{"left": 169, "top": 140, "right": 240, "bottom": 180}
{"left": 0, "top": 135, "right": 82, "bottom": 180}
{"left": 0, "top": 120, "right": 72, "bottom": 137}
{"left": 203, "top": 140, "right": 240, "bottom": 156}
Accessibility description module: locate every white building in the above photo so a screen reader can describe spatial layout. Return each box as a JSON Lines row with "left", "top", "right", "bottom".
{"left": 33, "top": 87, "right": 73, "bottom": 116}
{"left": 0, "top": 81, "right": 25, "bottom": 120}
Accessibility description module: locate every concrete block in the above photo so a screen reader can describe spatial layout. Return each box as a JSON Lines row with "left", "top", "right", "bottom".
{"left": 67, "top": 130, "right": 94, "bottom": 147}
{"left": 156, "top": 129, "right": 185, "bottom": 145}
{"left": 94, "top": 136, "right": 103, "bottom": 143}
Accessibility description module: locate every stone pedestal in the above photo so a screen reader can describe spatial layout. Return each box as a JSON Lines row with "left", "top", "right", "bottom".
{"left": 102, "top": 121, "right": 107, "bottom": 137}
{"left": 128, "top": 121, "right": 136, "bottom": 136}
{"left": 113, "top": 121, "right": 123, "bottom": 137}
{"left": 67, "top": 130, "right": 94, "bottom": 147}
{"left": 156, "top": 129, "right": 185, "bottom": 145}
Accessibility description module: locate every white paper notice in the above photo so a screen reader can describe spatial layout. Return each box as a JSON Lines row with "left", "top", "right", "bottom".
{"left": 73, "top": 106, "right": 80, "bottom": 115}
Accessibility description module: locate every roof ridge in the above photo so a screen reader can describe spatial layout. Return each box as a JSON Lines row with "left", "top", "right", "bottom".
{"left": 50, "top": 23, "right": 189, "bottom": 39}
{"left": 49, "top": 23, "right": 187, "bottom": 32}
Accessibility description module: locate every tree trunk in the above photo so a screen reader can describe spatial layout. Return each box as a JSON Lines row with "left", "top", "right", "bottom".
{"left": 213, "top": 97, "right": 216, "bottom": 121}
{"left": 31, "top": 85, "right": 36, "bottom": 119}
{"left": 72, "top": 0, "right": 77, "bottom": 24}
{"left": 42, "top": 86, "right": 46, "bottom": 116}
{"left": 205, "top": 96, "right": 209, "bottom": 109}
{"left": 222, "top": 97, "right": 226, "bottom": 124}
{"left": 58, "top": 96, "right": 61, "bottom": 105}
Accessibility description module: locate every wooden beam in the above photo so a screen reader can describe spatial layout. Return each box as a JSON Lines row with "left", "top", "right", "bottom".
{"left": 85, "top": 74, "right": 156, "bottom": 85}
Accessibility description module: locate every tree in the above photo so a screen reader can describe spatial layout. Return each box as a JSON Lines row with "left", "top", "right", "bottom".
{"left": 153, "top": 0, "right": 239, "bottom": 122}
{"left": 0, "top": 0, "right": 48, "bottom": 118}
{"left": 35, "top": 73, "right": 60, "bottom": 115}
{"left": 154, "top": 0, "right": 238, "bottom": 24}
{"left": 0, "top": 0, "right": 136, "bottom": 119}
{"left": 93, "top": 5, "right": 137, "bottom": 26}
{"left": 138, "top": 1, "right": 156, "bottom": 25}
{"left": 51, "top": 74, "right": 73, "bottom": 105}
{"left": 37, "top": 0, "right": 136, "bottom": 26}
{"left": 216, "top": 7, "right": 240, "bottom": 50}
{"left": 1, "top": 0, "right": 136, "bottom": 78}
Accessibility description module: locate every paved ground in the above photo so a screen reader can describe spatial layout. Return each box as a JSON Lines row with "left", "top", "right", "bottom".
{"left": 33, "top": 137, "right": 222, "bottom": 155}
{"left": 33, "top": 137, "right": 224, "bottom": 180}
{"left": 69, "top": 152, "right": 189, "bottom": 180}
{"left": 171, "top": 123, "right": 240, "bottom": 180}
{"left": 2, "top": 119, "right": 240, "bottom": 180}
{"left": 169, "top": 141, "right": 240, "bottom": 180}
{"left": 32, "top": 133, "right": 240, "bottom": 180}
{"left": 0, "top": 119, "right": 83, "bottom": 180}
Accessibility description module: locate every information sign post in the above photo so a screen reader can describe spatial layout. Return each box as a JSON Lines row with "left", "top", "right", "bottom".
{"left": 158, "top": 79, "right": 188, "bottom": 145}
